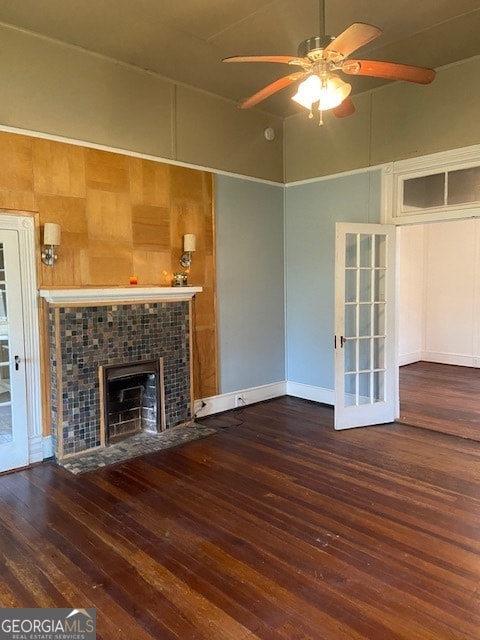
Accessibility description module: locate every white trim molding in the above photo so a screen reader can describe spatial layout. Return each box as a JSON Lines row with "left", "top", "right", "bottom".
{"left": 0, "top": 213, "right": 42, "bottom": 464}
{"left": 383, "top": 144, "right": 480, "bottom": 226}
{"left": 194, "top": 381, "right": 335, "bottom": 419}
{"left": 42, "top": 436, "right": 53, "bottom": 460}
{"left": 286, "top": 381, "right": 335, "bottom": 406}
{"left": 421, "top": 352, "right": 479, "bottom": 368}
{"left": 29, "top": 435, "right": 44, "bottom": 464}
{"left": 39, "top": 286, "right": 202, "bottom": 304}
{"left": 194, "top": 382, "right": 286, "bottom": 417}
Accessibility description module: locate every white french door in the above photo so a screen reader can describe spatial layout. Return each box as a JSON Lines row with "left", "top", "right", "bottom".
{"left": 0, "top": 229, "right": 29, "bottom": 472}
{"left": 334, "top": 223, "right": 398, "bottom": 430}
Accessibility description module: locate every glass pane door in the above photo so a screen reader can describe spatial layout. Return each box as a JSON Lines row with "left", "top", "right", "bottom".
{"left": 0, "top": 229, "right": 28, "bottom": 472}
{"left": 0, "top": 244, "right": 11, "bottom": 444}
{"left": 344, "top": 232, "right": 386, "bottom": 407}
{"left": 335, "top": 223, "right": 397, "bottom": 430}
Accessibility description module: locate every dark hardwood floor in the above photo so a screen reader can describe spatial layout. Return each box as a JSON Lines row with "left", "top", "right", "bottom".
{"left": 400, "top": 361, "right": 480, "bottom": 441}
{"left": 2, "top": 396, "right": 480, "bottom": 639}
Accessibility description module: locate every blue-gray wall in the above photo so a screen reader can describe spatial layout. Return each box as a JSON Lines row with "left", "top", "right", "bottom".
{"left": 285, "top": 170, "right": 382, "bottom": 391}
{"left": 215, "top": 175, "right": 285, "bottom": 393}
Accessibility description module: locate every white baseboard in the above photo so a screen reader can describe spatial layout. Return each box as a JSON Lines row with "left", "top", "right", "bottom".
{"left": 42, "top": 436, "right": 53, "bottom": 459}
{"left": 194, "top": 381, "right": 336, "bottom": 418}
{"left": 421, "top": 351, "right": 479, "bottom": 368}
{"left": 28, "top": 434, "right": 44, "bottom": 464}
{"left": 194, "top": 382, "right": 286, "bottom": 417}
{"left": 398, "top": 351, "right": 422, "bottom": 366}
{"left": 286, "top": 381, "right": 334, "bottom": 406}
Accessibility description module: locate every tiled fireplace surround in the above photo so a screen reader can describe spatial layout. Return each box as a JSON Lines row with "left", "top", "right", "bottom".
{"left": 40, "top": 287, "right": 201, "bottom": 459}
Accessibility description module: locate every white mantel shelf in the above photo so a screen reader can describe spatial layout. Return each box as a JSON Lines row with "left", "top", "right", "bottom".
{"left": 39, "top": 286, "right": 202, "bottom": 304}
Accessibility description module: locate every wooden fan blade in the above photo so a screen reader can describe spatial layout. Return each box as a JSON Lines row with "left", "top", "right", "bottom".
{"left": 223, "top": 55, "right": 307, "bottom": 67}
{"left": 342, "top": 59, "right": 436, "bottom": 84}
{"left": 333, "top": 97, "right": 355, "bottom": 118}
{"left": 325, "top": 23, "right": 382, "bottom": 58}
{"left": 238, "top": 71, "right": 306, "bottom": 109}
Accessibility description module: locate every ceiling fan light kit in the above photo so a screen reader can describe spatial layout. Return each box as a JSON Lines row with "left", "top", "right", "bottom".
{"left": 292, "top": 73, "right": 351, "bottom": 123}
{"left": 223, "top": 0, "right": 435, "bottom": 126}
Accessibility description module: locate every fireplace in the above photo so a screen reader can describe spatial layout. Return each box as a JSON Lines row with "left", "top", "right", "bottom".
{"left": 100, "top": 358, "right": 165, "bottom": 445}
{"left": 39, "top": 286, "right": 202, "bottom": 460}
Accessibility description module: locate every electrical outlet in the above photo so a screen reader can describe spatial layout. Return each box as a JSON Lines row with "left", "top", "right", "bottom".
{"left": 194, "top": 399, "right": 206, "bottom": 414}
{"left": 235, "top": 394, "right": 245, "bottom": 407}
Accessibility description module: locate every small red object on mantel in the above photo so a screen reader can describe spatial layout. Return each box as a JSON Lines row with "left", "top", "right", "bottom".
{"left": 129, "top": 276, "right": 138, "bottom": 285}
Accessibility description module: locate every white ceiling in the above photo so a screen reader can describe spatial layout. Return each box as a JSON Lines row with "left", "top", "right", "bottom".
{"left": 0, "top": 0, "right": 479, "bottom": 117}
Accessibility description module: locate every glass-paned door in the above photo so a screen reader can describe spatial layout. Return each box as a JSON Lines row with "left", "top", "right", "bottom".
{"left": 0, "top": 230, "right": 28, "bottom": 472}
{"left": 334, "top": 223, "right": 397, "bottom": 430}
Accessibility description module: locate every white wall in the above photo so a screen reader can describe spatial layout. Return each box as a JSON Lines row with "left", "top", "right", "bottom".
{"left": 398, "top": 225, "right": 425, "bottom": 365}
{"left": 398, "top": 219, "right": 480, "bottom": 367}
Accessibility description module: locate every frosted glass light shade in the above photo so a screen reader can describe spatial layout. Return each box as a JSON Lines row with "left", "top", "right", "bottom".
{"left": 292, "top": 74, "right": 351, "bottom": 112}
{"left": 291, "top": 74, "right": 322, "bottom": 109}
{"left": 318, "top": 75, "right": 351, "bottom": 111}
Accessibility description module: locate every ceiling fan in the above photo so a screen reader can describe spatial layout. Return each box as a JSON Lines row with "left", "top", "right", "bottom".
{"left": 223, "top": 0, "right": 436, "bottom": 124}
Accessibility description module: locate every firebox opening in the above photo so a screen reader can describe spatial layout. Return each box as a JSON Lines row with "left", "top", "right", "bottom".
{"left": 100, "top": 359, "right": 165, "bottom": 446}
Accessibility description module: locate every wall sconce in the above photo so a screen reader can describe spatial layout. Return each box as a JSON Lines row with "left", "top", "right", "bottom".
{"left": 41, "top": 222, "right": 61, "bottom": 266}
{"left": 180, "top": 233, "right": 196, "bottom": 269}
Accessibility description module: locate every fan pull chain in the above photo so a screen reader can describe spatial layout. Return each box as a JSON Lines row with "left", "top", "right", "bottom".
{"left": 319, "top": 110, "right": 324, "bottom": 126}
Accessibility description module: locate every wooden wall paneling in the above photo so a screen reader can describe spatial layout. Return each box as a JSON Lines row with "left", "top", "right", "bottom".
{"left": 77, "top": 248, "right": 92, "bottom": 285}
{"left": 39, "top": 248, "right": 71, "bottom": 288}
{"left": 86, "top": 190, "right": 132, "bottom": 243}
{"left": 168, "top": 170, "right": 217, "bottom": 399}
{"left": 192, "top": 274, "right": 217, "bottom": 398}
{"left": 169, "top": 198, "right": 210, "bottom": 286}
{"left": 132, "top": 250, "right": 172, "bottom": 286}
{"left": 32, "top": 139, "right": 86, "bottom": 197}
{"left": 86, "top": 190, "right": 133, "bottom": 285}
{"left": 36, "top": 195, "right": 88, "bottom": 245}
{"left": 0, "top": 130, "right": 217, "bottom": 432}
{"left": 129, "top": 158, "right": 170, "bottom": 207}
{"left": 193, "top": 283, "right": 215, "bottom": 329}
{"left": 85, "top": 148, "right": 130, "bottom": 193}
{"left": 193, "top": 326, "right": 218, "bottom": 398}
{"left": 169, "top": 201, "right": 201, "bottom": 256}
{"left": 132, "top": 205, "right": 171, "bottom": 251}
{"left": 203, "top": 205, "right": 214, "bottom": 254}
{"left": 0, "top": 189, "right": 36, "bottom": 212}
{"left": 0, "top": 133, "right": 34, "bottom": 191}
{"left": 170, "top": 164, "right": 205, "bottom": 202}
{"left": 87, "top": 239, "right": 133, "bottom": 286}
{"left": 36, "top": 194, "right": 89, "bottom": 287}
{"left": 202, "top": 170, "right": 213, "bottom": 203}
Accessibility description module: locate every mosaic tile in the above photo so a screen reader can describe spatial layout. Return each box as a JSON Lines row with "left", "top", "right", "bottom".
{"left": 57, "top": 423, "right": 217, "bottom": 474}
{"left": 48, "top": 300, "right": 192, "bottom": 458}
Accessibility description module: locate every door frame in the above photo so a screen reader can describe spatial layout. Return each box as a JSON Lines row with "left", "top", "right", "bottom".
{"left": 0, "top": 213, "right": 42, "bottom": 466}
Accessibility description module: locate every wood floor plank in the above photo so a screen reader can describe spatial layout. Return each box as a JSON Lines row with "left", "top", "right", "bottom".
{"left": 400, "top": 361, "right": 480, "bottom": 440}
{"left": 1, "top": 396, "right": 480, "bottom": 638}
